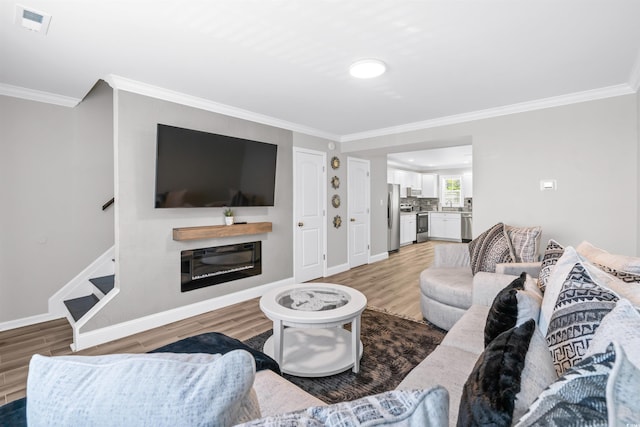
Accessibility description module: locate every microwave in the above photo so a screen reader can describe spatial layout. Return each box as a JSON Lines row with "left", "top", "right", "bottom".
{"left": 406, "top": 187, "right": 422, "bottom": 197}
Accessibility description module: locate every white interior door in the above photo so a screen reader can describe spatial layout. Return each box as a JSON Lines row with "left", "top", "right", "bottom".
{"left": 348, "top": 157, "right": 370, "bottom": 268}
{"left": 293, "top": 148, "right": 326, "bottom": 282}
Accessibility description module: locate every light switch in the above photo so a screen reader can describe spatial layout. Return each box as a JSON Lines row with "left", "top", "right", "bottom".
{"left": 540, "top": 179, "right": 557, "bottom": 191}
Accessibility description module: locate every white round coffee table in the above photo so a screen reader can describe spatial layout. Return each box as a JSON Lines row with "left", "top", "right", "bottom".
{"left": 259, "top": 283, "right": 367, "bottom": 377}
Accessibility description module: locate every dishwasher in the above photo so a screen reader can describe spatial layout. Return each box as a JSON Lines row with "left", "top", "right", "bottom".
{"left": 461, "top": 213, "right": 473, "bottom": 242}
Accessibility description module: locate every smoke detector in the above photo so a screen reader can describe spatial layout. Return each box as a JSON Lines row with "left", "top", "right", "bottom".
{"left": 15, "top": 4, "right": 51, "bottom": 34}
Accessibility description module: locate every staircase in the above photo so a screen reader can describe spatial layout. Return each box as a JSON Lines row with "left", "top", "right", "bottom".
{"left": 48, "top": 246, "right": 118, "bottom": 350}
{"left": 63, "top": 273, "right": 115, "bottom": 321}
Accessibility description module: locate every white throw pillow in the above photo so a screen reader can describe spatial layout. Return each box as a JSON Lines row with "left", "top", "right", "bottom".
{"left": 538, "top": 246, "right": 582, "bottom": 335}
{"left": 513, "top": 326, "right": 557, "bottom": 422}
{"left": 585, "top": 299, "right": 640, "bottom": 369}
{"left": 576, "top": 241, "right": 640, "bottom": 274}
{"left": 26, "top": 350, "right": 258, "bottom": 427}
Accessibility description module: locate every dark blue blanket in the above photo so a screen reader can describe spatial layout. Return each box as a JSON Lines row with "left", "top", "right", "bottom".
{"left": 0, "top": 332, "right": 279, "bottom": 426}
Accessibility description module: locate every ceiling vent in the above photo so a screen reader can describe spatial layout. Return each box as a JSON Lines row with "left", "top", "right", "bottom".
{"left": 15, "top": 4, "right": 51, "bottom": 34}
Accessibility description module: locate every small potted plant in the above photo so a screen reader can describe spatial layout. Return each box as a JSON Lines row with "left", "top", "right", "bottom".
{"left": 224, "top": 208, "right": 234, "bottom": 226}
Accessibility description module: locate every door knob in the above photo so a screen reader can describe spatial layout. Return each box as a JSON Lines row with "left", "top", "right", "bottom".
{"left": 298, "top": 222, "right": 304, "bottom": 227}
{"left": 350, "top": 218, "right": 356, "bottom": 222}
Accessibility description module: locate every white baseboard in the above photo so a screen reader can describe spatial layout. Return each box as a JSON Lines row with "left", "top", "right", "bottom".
{"left": 0, "top": 312, "right": 63, "bottom": 332}
{"left": 326, "top": 262, "right": 350, "bottom": 277}
{"left": 72, "top": 277, "right": 295, "bottom": 351}
{"left": 369, "top": 252, "right": 389, "bottom": 264}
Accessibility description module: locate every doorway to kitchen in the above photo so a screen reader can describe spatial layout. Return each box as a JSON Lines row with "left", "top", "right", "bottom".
{"left": 387, "top": 144, "right": 473, "bottom": 245}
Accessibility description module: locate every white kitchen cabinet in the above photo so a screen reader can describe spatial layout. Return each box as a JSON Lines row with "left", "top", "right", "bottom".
{"left": 421, "top": 173, "right": 438, "bottom": 198}
{"left": 408, "top": 171, "right": 422, "bottom": 191}
{"left": 400, "top": 214, "right": 416, "bottom": 245}
{"left": 428, "top": 212, "right": 461, "bottom": 241}
{"left": 463, "top": 173, "right": 473, "bottom": 198}
{"left": 388, "top": 168, "right": 422, "bottom": 197}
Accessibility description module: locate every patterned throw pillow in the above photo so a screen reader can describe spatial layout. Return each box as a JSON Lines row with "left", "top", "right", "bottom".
{"left": 458, "top": 320, "right": 536, "bottom": 427}
{"left": 515, "top": 343, "right": 640, "bottom": 427}
{"left": 593, "top": 263, "right": 640, "bottom": 284}
{"left": 237, "top": 387, "right": 449, "bottom": 427}
{"left": 505, "top": 225, "right": 542, "bottom": 263}
{"left": 545, "top": 263, "right": 619, "bottom": 377}
{"left": 537, "top": 239, "right": 564, "bottom": 293}
{"left": 468, "top": 223, "right": 513, "bottom": 275}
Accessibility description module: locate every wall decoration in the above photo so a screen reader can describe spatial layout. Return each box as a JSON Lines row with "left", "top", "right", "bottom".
{"left": 333, "top": 215, "right": 342, "bottom": 228}
{"left": 332, "top": 194, "right": 341, "bottom": 208}
{"left": 331, "top": 156, "right": 340, "bottom": 170}
{"left": 331, "top": 176, "right": 340, "bottom": 189}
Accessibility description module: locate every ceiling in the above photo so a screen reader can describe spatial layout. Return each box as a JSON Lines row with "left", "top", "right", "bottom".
{"left": 388, "top": 145, "right": 472, "bottom": 171}
{"left": 2, "top": 1, "right": 640, "bottom": 142}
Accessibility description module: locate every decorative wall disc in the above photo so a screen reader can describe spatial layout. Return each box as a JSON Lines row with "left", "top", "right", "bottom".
{"left": 331, "top": 194, "right": 341, "bottom": 208}
{"left": 331, "top": 176, "right": 340, "bottom": 189}
{"left": 333, "top": 215, "right": 342, "bottom": 228}
{"left": 331, "top": 156, "right": 340, "bottom": 169}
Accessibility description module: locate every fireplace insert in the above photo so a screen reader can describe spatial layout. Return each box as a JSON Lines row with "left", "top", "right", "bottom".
{"left": 181, "top": 242, "right": 262, "bottom": 292}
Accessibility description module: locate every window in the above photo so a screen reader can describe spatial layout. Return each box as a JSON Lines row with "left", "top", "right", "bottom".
{"left": 440, "top": 175, "right": 463, "bottom": 207}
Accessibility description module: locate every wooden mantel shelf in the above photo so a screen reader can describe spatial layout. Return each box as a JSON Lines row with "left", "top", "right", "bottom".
{"left": 173, "top": 222, "right": 273, "bottom": 241}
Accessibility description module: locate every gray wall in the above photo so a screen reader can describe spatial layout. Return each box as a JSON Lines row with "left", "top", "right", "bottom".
{"left": 345, "top": 94, "right": 639, "bottom": 256}
{"left": 82, "top": 91, "right": 294, "bottom": 331}
{"left": 0, "top": 82, "right": 114, "bottom": 323}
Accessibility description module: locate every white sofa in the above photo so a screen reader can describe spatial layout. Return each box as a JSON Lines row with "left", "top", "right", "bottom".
{"left": 419, "top": 243, "right": 540, "bottom": 330}
{"left": 255, "top": 240, "right": 640, "bottom": 426}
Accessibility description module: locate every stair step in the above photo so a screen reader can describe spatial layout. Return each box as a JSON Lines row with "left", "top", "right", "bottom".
{"left": 63, "top": 294, "right": 100, "bottom": 322}
{"left": 89, "top": 275, "right": 115, "bottom": 295}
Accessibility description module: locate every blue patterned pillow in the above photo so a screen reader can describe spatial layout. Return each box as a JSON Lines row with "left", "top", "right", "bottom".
{"left": 545, "top": 263, "right": 619, "bottom": 376}
{"left": 26, "top": 350, "right": 258, "bottom": 427}
{"left": 515, "top": 342, "right": 640, "bottom": 426}
{"left": 236, "top": 387, "right": 449, "bottom": 427}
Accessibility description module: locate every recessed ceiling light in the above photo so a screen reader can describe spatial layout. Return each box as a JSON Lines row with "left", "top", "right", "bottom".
{"left": 349, "top": 59, "right": 386, "bottom": 79}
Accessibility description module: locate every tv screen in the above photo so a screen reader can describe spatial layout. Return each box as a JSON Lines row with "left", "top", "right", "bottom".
{"left": 155, "top": 124, "right": 278, "bottom": 208}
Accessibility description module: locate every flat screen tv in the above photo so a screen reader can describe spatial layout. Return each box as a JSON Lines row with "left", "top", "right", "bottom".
{"left": 155, "top": 124, "right": 278, "bottom": 208}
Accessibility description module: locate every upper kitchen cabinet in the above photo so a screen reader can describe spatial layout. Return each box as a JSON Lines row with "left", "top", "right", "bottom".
{"left": 463, "top": 172, "right": 473, "bottom": 198}
{"left": 421, "top": 173, "right": 438, "bottom": 198}
{"left": 388, "top": 168, "right": 422, "bottom": 197}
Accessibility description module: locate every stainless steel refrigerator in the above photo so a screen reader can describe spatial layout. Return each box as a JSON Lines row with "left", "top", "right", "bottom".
{"left": 387, "top": 184, "right": 400, "bottom": 252}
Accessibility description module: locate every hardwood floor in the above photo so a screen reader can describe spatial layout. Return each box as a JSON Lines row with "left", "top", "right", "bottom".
{"left": 0, "top": 241, "right": 438, "bottom": 406}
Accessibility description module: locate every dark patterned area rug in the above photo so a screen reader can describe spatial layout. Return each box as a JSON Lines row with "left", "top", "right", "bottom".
{"left": 244, "top": 307, "right": 446, "bottom": 404}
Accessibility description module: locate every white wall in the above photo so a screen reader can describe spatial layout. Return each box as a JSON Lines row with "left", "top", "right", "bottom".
{"left": 0, "top": 83, "right": 114, "bottom": 324}
{"left": 81, "top": 90, "right": 294, "bottom": 332}
{"left": 345, "top": 94, "right": 639, "bottom": 256}
{"left": 637, "top": 90, "right": 640, "bottom": 256}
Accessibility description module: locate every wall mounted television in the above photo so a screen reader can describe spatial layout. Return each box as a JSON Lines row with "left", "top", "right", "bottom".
{"left": 155, "top": 124, "right": 278, "bottom": 208}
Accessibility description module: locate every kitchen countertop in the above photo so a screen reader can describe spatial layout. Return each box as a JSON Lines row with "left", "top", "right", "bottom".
{"left": 427, "top": 211, "right": 473, "bottom": 214}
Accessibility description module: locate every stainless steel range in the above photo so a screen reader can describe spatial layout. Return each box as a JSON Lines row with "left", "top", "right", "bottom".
{"left": 416, "top": 211, "right": 430, "bottom": 242}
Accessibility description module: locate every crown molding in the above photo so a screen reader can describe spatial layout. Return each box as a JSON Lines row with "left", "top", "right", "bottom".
{"left": 104, "top": 74, "right": 340, "bottom": 142}
{"left": 0, "top": 83, "right": 81, "bottom": 107}
{"left": 340, "top": 84, "right": 635, "bottom": 143}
